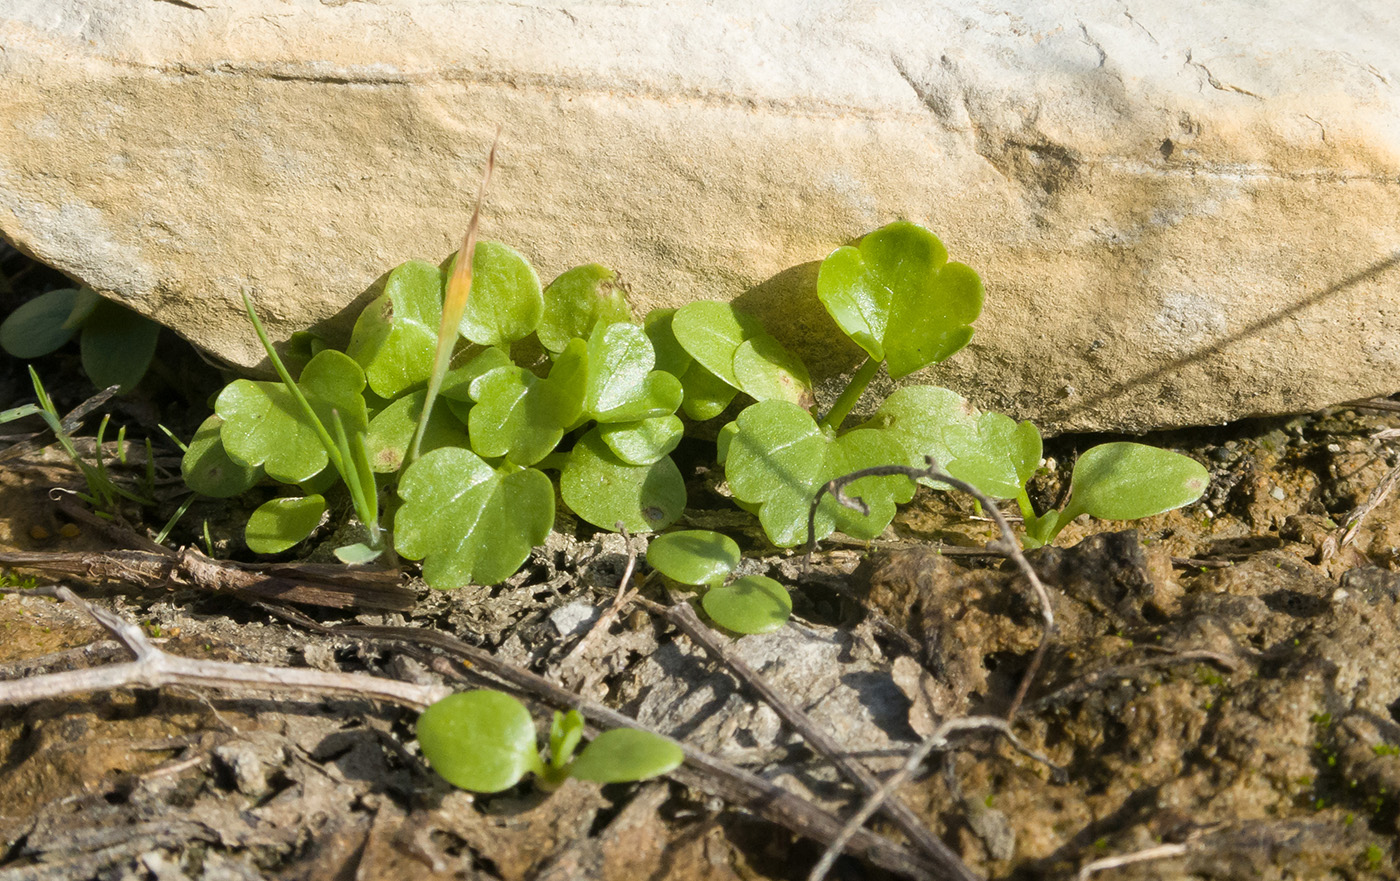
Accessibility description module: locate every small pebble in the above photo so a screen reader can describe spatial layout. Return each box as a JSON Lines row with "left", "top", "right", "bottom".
{"left": 1270, "top": 486, "right": 1286, "bottom": 501}
{"left": 59, "top": 523, "right": 81, "bottom": 539}
{"left": 28, "top": 525, "right": 50, "bottom": 541}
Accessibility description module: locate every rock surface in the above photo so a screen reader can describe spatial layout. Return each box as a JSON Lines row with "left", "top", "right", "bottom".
{"left": 1, "top": 0, "right": 1398, "bottom": 431}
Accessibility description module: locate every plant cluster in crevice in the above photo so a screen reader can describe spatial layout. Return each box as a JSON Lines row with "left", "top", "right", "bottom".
{"left": 180, "top": 219, "right": 1208, "bottom": 635}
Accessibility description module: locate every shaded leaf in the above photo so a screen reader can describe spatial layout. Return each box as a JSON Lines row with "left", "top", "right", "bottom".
{"left": 733, "top": 334, "right": 814, "bottom": 409}
{"left": 671, "top": 301, "right": 764, "bottom": 390}
{"left": 246, "top": 495, "right": 325, "bottom": 554}
{"left": 560, "top": 429, "right": 685, "bottom": 533}
{"left": 80, "top": 299, "right": 160, "bottom": 393}
{"left": 182, "top": 414, "right": 262, "bottom": 498}
{"left": 643, "top": 308, "right": 693, "bottom": 378}
{"left": 0, "top": 287, "right": 80, "bottom": 358}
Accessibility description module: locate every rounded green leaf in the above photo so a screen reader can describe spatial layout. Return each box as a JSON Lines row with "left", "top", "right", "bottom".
{"left": 724, "top": 400, "right": 913, "bottom": 547}
{"left": 80, "top": 299, "right": 160, "bottom": 393}
{"left": 467, "top": 365, "right": 571, "bottom": 467}
{"left": 702, "top": 575, "right": 792, "bottom": 634}
{"left": 450, "top": 241, "right": 543, "bottom": 347}
{"left": 643, "top": 308, "right": 693, "bottom": 378}
{"left": 346, "top": 260, "right": 444, "bottom": 398}
{"left": 647, "top": 530, "right": 739, "bottom": 587}
{"left": 817, "top": 222, "right": 982, "bottom": 378}
{"left": 671, "top": 301, "right": 765, "bottom": 390}
{"left": 365, "top": 390, "right": 466, "bottom": 473}
{"left": 598, "top": 415, "right": 683, "bottom": 466}
{"left": 584, "top": 321, "right": 655, "bottom": 416}
{"left": 679, "top": 360, "right": 739, "bottom": 421}
{"left": 395, "top": 447, "right": 555, "bottom": 588}
{"left": 560, "top": 429, "right": 685, "bottom": 533}
{"left": 246, "top": 495, "right": 326, "bottom": 554}
{"left": 182, "top": 415, "right": 262, "bottom": 498}
{"left": 1064, "top": 442, "right": 1209, "bottom": 522}
{"left": 594, "top": 372, "right": 684, "bottom": 424}
{"left": 417, "top": 690, "right": 542, "bottom": 793}
{"left": 733, "top": 334, "right": 814, "bottom": 409}
{"left": 0, "top": 288, "right": 81, "bottom": 358}
{"left": 569, "top": 728, "right": 683, "bottom": 784}
{"left": 215, "top": 349, "right": 368, "bottom": 484}
{"left": 538, "top": 264, "right": 634, "bottom": 354}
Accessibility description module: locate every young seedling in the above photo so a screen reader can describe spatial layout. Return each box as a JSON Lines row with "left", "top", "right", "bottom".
{"left": 0, "top": 287, "right": 160, "bottom": 393}
{"left": 415, "top": 689, "right": 683, "bottom": 793}
{"left": 646, "top": 530, "right": 791, "bottom": 634}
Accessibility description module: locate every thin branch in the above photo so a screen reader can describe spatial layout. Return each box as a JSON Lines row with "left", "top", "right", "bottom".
{"left": 0, "top": 545, "right": 415, "bottom": 611}
{"left": 808, "top": 716, "right": 1063, "bottom": 881}
{"left": 259, "top": 604, "right": 945, "bottom": 881}
{"left": 560, "top": 523, "right": 643, "bottom": 665}
{"left": 1344, "top": 396, "right": 1400, "bottom": 414}
{"left": 1076, "top": 843, "right": 1189, "bottom": 881}
{"left": 639, "top": 597, "right": 981, "bottom": 881}
{"left": 0, "top": 586, "right": 449, "bottom": 710}
{"left": 1337, "top": 458, "right": 1400, "bottom": 549}
{"left": 806, "top": 457, "right": 1055, "bottom": 721}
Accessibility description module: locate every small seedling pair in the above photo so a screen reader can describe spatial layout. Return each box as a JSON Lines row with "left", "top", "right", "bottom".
{"left": 0, "top": 287, "right": 160, "bottom": 393}
{"left": 416, "top": 689, "right": 683, "bottom": 793}
{"left": 646, "top": 530, "right": 791, "bottom": 634}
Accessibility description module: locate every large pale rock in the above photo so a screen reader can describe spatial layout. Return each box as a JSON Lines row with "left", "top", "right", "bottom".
{"left": 1, "top": 0, "right": 1397, "bottom": 431}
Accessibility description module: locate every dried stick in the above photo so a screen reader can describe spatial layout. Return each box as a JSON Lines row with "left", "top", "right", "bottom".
{"left": 638, "top": 597, "right": 981, "bottom": 881}
{"left": 260, "top": 605, "right": 945, "bottom": 881}
{"left": 1075, "top": 843, "right": 1189, "bottom": 881}
{"left": 560, "top": 523, "right": 643, "bottom": 665}
{"left": 806, "top": 457, "right": 1055, "bottom": 721}
{"left": 0, "top": 586, "right": 449, "bottom": 710}
{"left": 0, "top": 545, "right": 415, "bottom": 611}
{"left": 1337, "top": 458, "right": 1400, "bottom": 549}
{"left": 807, "top": 716, "right": 1061, "bottom": 881}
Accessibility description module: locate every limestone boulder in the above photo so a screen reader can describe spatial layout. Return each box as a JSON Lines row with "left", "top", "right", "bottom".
{"left": 1, "top": 0, "right": 1397, "bottom": 431}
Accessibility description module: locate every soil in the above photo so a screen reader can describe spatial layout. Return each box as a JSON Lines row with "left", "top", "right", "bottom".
{"left": 2, "top": 241, "right": 1399, "bottom": 881}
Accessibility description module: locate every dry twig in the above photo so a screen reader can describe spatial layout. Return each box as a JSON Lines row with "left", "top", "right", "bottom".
{"left": 0, "top": 586, "right": 449, "bottom": 710}
{"left": 639, "top": 597, "right": 981, "bottom": 881}
{"left": 261, "top": 604, "right": 947, "bottom": 881}
{"left": 805, "top": 456, "right": 1056, "bottom": 721}
{"left": 808, "top": 716, "right": 1062, "bottom": 881}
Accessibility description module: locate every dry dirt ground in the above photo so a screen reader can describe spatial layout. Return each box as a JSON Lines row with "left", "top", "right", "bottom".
{"left": 2, "top": 245, "right": 1399, "bottom": 881}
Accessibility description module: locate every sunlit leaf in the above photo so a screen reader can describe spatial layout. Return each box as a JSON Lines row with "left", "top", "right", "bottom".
{"left": 395, "top": 447, "right": 554, "bottom": 588}
{"left": 346, "top": 260, "right": 444, "bottom": 398}
{"left": 447, "top": 241, "right": 543, "bottom": 347}
{"left": 598, "top": 415, "right": 683, "bottom": 465}
{"left": 182, "top": 414, "right": 262, "bottom": 497}
{"left": 702, "top": 575, "right": 791, "bottom": 634}
{"left": 560, "top": 429, "right": 685, "bottom": 533}
{"left": 538, "top": 264, "right": 634, "bottom": 354}
{"left": 1063, "top": 443, "right": 1209, "bottom": 523}
{"left": 646, "top": 530, "right": 739, "bottom": 587}
{"left": 569, "top": 728, "right": 683, "bottom": 784}
{"left": 417, "top": 690, "right": 543, "bottom": 793}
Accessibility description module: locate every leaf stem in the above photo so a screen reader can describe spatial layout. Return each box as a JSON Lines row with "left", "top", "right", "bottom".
{"left": 240, "top": 291, "right": 346, "bottom": 479}
{"left": 818, "top": 356, "right": 880, "bottom": 433}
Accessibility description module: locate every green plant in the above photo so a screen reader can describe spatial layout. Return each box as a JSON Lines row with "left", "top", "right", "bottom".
{"left": 415, "top": 689, "right": 683, "bottom": 792}
{"left": 646, "top": 530, "right": 791, "bottom": 634}
{"left": 187, "top": 212, "right": 1208, "bottom": 584}
{"left": 1, "top": 287, "right": 160, "bottom": 393}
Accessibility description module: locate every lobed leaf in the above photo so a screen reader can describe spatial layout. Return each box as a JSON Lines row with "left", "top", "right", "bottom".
{"left": 538, "top": 264, "right": 633, "bottom": 354}
{"left": 467, "top": 365, "right": 572, "bottom": 467}
{"left": 723, "top": 400, "right": 914, "bottom": 547}
{"left": 870, "top": 386, "right": 1041, "bottom": 499}
{"left": 559, "top": 429, "right": 685, "bottom": 533}
{"left": 215, "top": 350, "right": 368, "bottom": 484}
{"left": 568, "top": 728, "right": 684, "bottom": 784}
{"left": 671, "top": 300, "right": 811, "bottom": 407}
{"left": 395, "top": 447, "right": 554, "bottom": 588}
{"left": 817, "top": 221, "right": 983, "bottom": 378}
{"left": 447, "top": 241, "right": 543, "bottom": 347}
{"left": 346, "top": 260, "right": 443, "bottom": 398}
{"left": 416, "top": 690, "right": 542, "bottom": 793}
